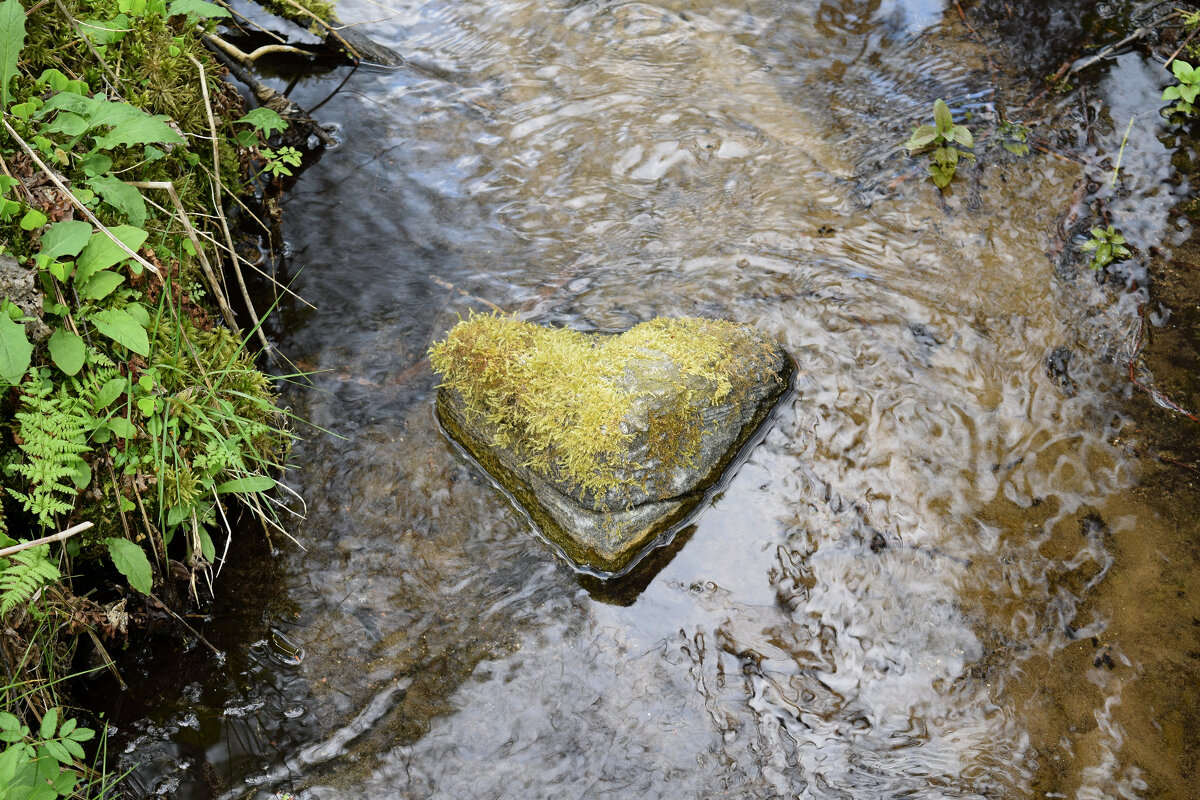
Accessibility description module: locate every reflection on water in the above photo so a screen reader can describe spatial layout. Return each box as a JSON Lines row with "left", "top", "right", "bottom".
{"left": 111, "top": 1, "right": 1200, "bottom": 798}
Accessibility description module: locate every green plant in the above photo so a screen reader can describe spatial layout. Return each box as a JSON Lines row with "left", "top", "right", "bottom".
{"left": 259, "top": 146, "right": 303, "bottom": 179}
{"left": 905, "top": 98, "right": 975, "bottom": 189}
{"left": 997, "top": 118, "right": 1031, "bottom": 156}
{"left": 1162, "top": 59, "right": 1200, "bottom": 116}
{"left": 1081, "top": 225, "right": 1132, "bottom": 270}
{"left": 0, "top": 704, "right": 96, "bottom": 800}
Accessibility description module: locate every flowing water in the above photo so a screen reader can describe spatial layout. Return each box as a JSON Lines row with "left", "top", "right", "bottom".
{"left": 106, "top": 1, "right": 1200, "bottom": 797}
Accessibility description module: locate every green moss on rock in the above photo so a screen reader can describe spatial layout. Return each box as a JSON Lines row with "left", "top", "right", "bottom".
{"left": 429, "top": 314, "right": 793, "bottom": 574}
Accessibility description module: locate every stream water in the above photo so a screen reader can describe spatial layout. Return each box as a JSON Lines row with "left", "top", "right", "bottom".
{"left": 103, "top": 1, "right": 1200, "bottom": 797}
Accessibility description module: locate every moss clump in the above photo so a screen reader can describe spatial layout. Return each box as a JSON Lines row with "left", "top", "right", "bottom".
{"left": 428, "top": 313, "right": 783, "bottom": 501}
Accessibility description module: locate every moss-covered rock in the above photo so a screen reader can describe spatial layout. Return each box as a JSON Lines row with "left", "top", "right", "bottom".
{"left": 430, "top": 314, "right": 793, "bottom": 575}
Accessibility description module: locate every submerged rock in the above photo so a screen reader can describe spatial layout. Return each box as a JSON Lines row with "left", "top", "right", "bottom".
{"left": 430, "top": 314, "right": 794, "bottom": 575}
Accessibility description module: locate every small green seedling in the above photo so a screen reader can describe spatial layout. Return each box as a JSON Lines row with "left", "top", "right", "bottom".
{"left": 1081, "top": 225, "right": 1131, "bottom": 271}
{"left": 1162, "top": 60, "right": 1200, "bottom": 116}
{"left": 905, "top": 99, "right": 975, "bottom": 189}
{"left": 260, "top": 146, "right": 303, "bottom": 179}
{"left": 997, "top": 118, "right": 1030, "bottom": 156}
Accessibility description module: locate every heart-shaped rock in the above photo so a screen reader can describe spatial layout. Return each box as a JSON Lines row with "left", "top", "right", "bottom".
{"left": 430, "top": 314, "right": 793, "bottom": 575}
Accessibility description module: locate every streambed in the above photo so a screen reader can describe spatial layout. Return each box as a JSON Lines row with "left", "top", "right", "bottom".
{"left": 103, "top": 1, "right": 1200, "bottom": 798}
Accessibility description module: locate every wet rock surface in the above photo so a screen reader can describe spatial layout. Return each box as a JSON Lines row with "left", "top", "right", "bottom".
{"left": 434, "top": 318, "right": 793, "bottom": 575}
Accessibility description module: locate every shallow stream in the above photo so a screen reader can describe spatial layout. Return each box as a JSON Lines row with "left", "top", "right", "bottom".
{"left": 104, "top": 1, "right": 1200, "bottom": 797}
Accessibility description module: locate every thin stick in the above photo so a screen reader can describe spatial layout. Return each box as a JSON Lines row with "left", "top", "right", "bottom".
{"left": 188, "top": 55, "right": 274, "bottom": 357}
{"left": 204, "top": 34, "right": 313, "bottom": 65}
{"left": 147, "top": 591, "right": 223, "bottom": 658}
{"left": 277, "top": 0, "right": 362, "bottom": 60}
{"left": 2, "top": 119, "right": 160, "bottom": 275}
{"left": 52, "top": 0, "right": 123, "bottom": 94}
{"left": 128, "top": 181, "right": 240, "bottom": 332}
{"left": 1166, "top": 21, "right": 1200, "bottom": 69}
{"left": 428, "top": 274, "right": 504, "bottom": 312}
{"left": 0, "top": 522, "right": 92, "bottom": 558}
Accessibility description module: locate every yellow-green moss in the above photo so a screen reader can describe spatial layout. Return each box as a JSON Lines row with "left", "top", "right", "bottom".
{"left": 428, "top": 313, "right": 782, "bottom": 499}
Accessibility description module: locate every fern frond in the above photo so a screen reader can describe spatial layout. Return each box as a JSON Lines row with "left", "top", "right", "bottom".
{"left": 4, "top": 373, "right": 94, "bottom": 529}
{"left": 0, "top": 545, "right": 61, "bottom": 617}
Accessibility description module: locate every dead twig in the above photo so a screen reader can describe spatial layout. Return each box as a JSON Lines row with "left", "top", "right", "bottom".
{"left": 127, "top": 180, "right": 240, "bottom": 332}
{"left": 188, "top": 54, "right": 274, "bottom": 358}
{"left": 0, "top": 522, "right": 92, "bottom": 558}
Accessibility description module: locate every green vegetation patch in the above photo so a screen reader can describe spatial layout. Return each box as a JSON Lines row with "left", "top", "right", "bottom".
{"left": 429, "top": 314, "right": 783, "bottom": 501}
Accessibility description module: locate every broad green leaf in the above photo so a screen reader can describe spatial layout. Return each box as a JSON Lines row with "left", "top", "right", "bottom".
{"left": 0, "top": 313, "right": 31, "bottom": 385}
{"left": 106, "top": 415, "right": 135, "bottom": 438}
{"left": 43, "top": 740, "right": 72, "bottom": 765}
{"left": 37, "top": 67, "right": 69, "bottom": 90}
{"left": 82, "top": 98, "right": 143, "bottom": 130}
{"left": 39, "top": 708, "right": 58, "bottom": 741}
{"left": 76, "top": 225, "right": 148, "bottom": 284}
{"left": 43, "top": 111, "right": 89, "bottom": 137}
{"left": 93, "top": 114, "right": 185, "bottom": 149}
{"left": 37, "top": 91, "right": 98, "bottom": 117}
{"left": 1183, "top": 84, "right": 1200, "bottom": 104}
{"left": 1096, "top": 242, "right": 1112, "bottom": 264}
{"left": 94, "top": 376, "right": 127, "bottom": 409}
{"left": 19, "top": 208, "right": 47, "bottom": 230}
{"left": 214, "top": 475, "right": 276, "bottom": 494}
{"left": 951, "top": 125, "right": 973, "bottom": 149}
{"left": 124, "top": 302, "right": 150, "bottom": 327}
{"left": 70, "top": 456, "right": 91, "bottom": 490}
{"left": 38, "top": 220, "right": 92, "bottom": 262}
{"left": 66, "top": 726, "right": 95, "bottom": 742}
{"left": 905, "top": 124, "right": 938, "bottom": 151}
{"left": 237, "top": 107, "right": 287, "bottom": 135}
{"left": 933, "top": 98, "right": 953, "bottom": 133}
{"left": 88, "top": 176, "right": 147, "bottom": 226}
{"left": 88, "top": 308, "right": 150, "bottom": 355}
{"left": 48, "top": 325, "right": 86, "bottom": 375}
{"left": 1172, "top": 59, "right": 1195, "bottom": 82}
{"left": 53, "top": 765, "right": 79, "bottom": 795}
{"left": 79, "top": 269, "right": 126, "bottom": 300}
{"left": 168, "top": 0, "right": 231, "bottom": 19}
{"left": 80, "top": 152, "right": 113, "bottom": 177}
{"left": 0, "top": 0, "right": 26, "bottom": 108}
{"left": 105, "top": 538, "right": 152, "bottom": 594}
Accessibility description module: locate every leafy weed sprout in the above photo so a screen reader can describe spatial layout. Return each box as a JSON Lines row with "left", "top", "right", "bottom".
{"left": 905, "top": 98, "right": 975, "bottom": 189}
{"left": 1082, "top": 225, "right": 1132, "bottom": 271}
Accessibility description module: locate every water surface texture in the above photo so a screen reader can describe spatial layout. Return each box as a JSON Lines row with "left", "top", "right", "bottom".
{"left": 115, "top": 1, "right": 1200, "bottom": 797}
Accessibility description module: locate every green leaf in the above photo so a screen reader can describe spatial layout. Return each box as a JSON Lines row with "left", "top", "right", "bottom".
{"left": 79, "top": 152, "right": 113, "bottom": 177}
{"left": 66, "top": 726, "right": 95, "bottom": 742}
{"left": 0, "top": 712, "right": 18, "bottom": 732}
{"left": 76, "top": 225, "right": 148, "bottom": 284}
{"left": 48, "top": 326, "right": 86, "bottom": 375}
{"left": 1172, "top": 59, "right": 1195, "bottom": 82}
{"left": 905, "top": 124, "right": 938, "bottom": 151}
{"left": 197, "top": 528, "right": 215, "bottom": 562}
{"left": 53, "top": 765, "right": 79, "bottom": 794}
{"left": 61, "top": 737, "right": 85, "bottom": 760}
{"left": 70, "top": 457, "right": 91, "bottom": 490}
{"left": 79, "top": 13, "right": 130, "bottom": 45}
{"left": 94, "top": 376, "right": 127, "bottom": 409}
{"left": 43, "top": 740, "right": 72, "bottom": 764}
{"left": 0, "top": 0, "right": 26, "bottom": 109}
{"left": 88, "top": 308, "right": 150, "bottom": 355}
{"left": 38, "top": 220, "right": 92, "bottom": 262}
{"left": 36, "top": 91, "right": 97, "bottom": 118}
{"left": 1096, "top": 242, "right": 1112, "bottom": 265}
{"left": 214, "top": 475, "right": 276, "bottom": 494}
{"left": 79, "top": 269, "right": 126, "bottom": 300}
{"left": 19, "top": 208, "right": 47, "bottom": 230}
{"left": 93, "top": 113, "right": 185, "bottom": 149}
{"left": 0, "top": 314, "right": 31, "bottom": 386}
{"left": 237, "top": 107, "right": 287, "bottom": 135}
{"left": 43, "top": 111, "right": 90, "bottom": 137}
{"left": 951, "top": 125, "right": 973, "bottom": 149}
{"left": 87, "top": 176, "right": 147, "bottom": 226}
{"left": 39, "top": 708, "right": 58, "bottom": 740}
{"left": 168, "top": 0, "right": 231, "bottom": 18}
{"left": 105, "top": 538, "right": 152, "bottom": 594}
{"left": 933, "top": 98, "right": 953, "bottom": 133}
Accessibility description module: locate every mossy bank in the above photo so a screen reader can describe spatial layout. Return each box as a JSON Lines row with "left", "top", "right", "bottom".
{"left": 0, "top": 0, "right": 319, "bottom": 793}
